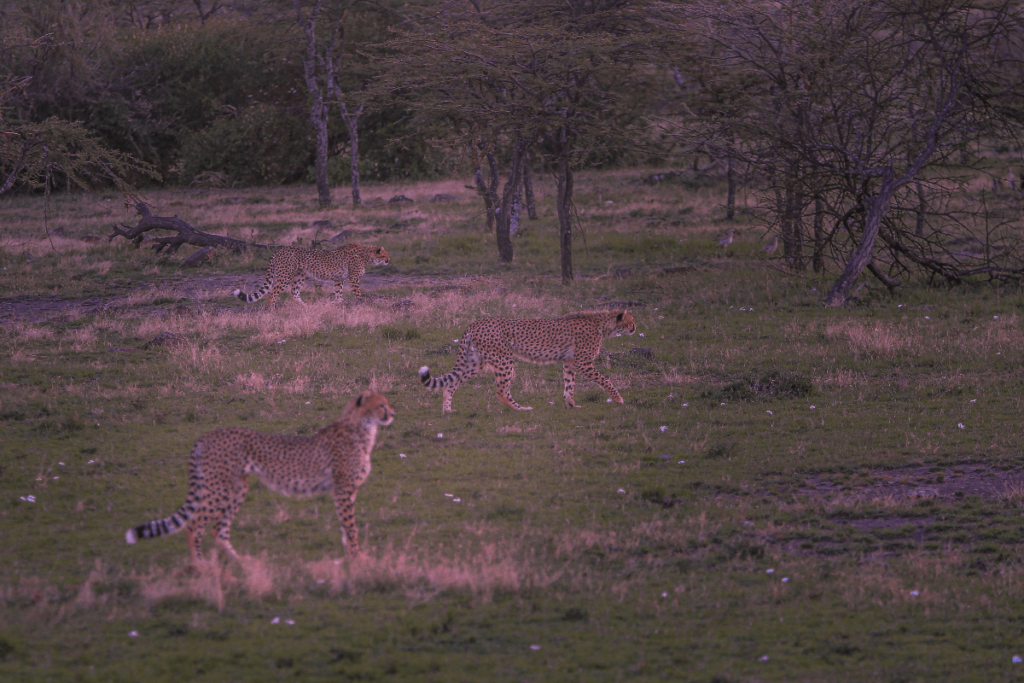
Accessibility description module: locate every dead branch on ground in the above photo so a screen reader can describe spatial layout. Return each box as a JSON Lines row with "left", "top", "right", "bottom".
{"left": 108, "top": 196, "right": 269, "bottom": 255}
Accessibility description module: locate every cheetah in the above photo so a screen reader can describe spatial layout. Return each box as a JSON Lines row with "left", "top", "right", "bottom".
{"left": 125, "top": 391, "right": 395, "bottom": 562}
{"left": 233, "top": 244, "right": 389, "bottom": 308}
{"left": 419, "top": 310, "right": 636, "bottom": 413}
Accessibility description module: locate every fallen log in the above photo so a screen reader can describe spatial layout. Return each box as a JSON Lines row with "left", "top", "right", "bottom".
{"left": 109, "top": 195, "right": 268, "bottom": 255}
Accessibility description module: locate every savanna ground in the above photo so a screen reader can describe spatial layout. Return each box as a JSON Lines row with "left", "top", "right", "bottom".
{"left": 1, "top": 169, "right": 1023, "bottom": 682}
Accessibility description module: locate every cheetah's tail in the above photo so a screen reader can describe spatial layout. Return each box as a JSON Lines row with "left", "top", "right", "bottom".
{"left": 419, "top": 365, "right": 466, "bottom": 390}
{"left": 125, "top": 502, "right": 196, "bottom": 545}
{"left": 233, "top": 273, "right": 275, "bottom": 303}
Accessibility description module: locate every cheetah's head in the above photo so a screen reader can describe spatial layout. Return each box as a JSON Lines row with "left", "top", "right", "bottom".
{"left": 613, "top": 310, "right": 637, "bottom": 336}
{"left": 344, "top": 390, "right": 395, "bottom": 427}
{"left": 370, "top": 247, "right": 390, "bottom": 266}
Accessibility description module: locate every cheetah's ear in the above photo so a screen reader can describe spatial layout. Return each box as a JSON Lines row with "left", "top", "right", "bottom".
{"left": 355, "top": 393, "right": 365, "bottom": 407}
{"left": 617, "top": 311, "right": 625, "bottom": 322}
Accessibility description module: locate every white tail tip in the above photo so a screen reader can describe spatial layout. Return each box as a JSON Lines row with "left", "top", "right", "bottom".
{"left": 125, "top": 528, "right": 137, "bottom": 545}
{"left": 232, "top": 289, "right": 241, "bottom": 296}
{"left": 418, "top": 366, "right": 430, "bottom": 377}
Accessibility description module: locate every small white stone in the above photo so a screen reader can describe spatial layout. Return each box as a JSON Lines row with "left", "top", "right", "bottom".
{"left": 305, "top": 401, "right": 310, "bottom": 405}
{"left": 286, "top": 620, "right": 295, "bottom": 626}
{"left": 128, "top": 631, "right": 139, "bottom": 637}
{"left": 767, "top": 410, "right": 773, "bottom": 415}
{"left": 760, "top": 655, "right": 769, "bottom": 662}
{"left": 58, "top": 462, "right": 65, "bottom": 466}
{"left": 683, "top": 403, "right": 688, "bottom": 407}
{"left": 781, "top": 577, "right": 789, "bottom": 583}
{"left": 617, "top": 488, "right": 626, "bottom": 494}
{"left": 399, "top": 453, "right": 407, "bottom": 458}
{"left": 958, "top": 423, "right": 965, "bottom": 429}
{"left": 810, "top": 405, "right": 816, "bottom": 409}
{"left": 678, "top": 460, "right": 685, "bottom": 464}
{"left": 437, "top": 433, "right": 443, "bottom": 438}
{"left": 970, "top": 399, "right": 976, "bottom": 403}
{"left": 925, "top": 316, "right": 930, "bottom": 320}
{"left": 1014, "top": 655, "right": 1022, "bottom": 664}
{"left": 639, "top": 333, "right": 645, "bottom": 337}
{"left": 453, "top": 498, "right": 461, "bottom": 502}
{"left": 271, "top": 617, "right": 280, "bottom": 624}
{"left": 530, "top": 644, "right": 541, "bottom": 651}
{"left": 660, "top": 426, "right": 668, "bottom": 432}
{"left": 909, "top": 590, "right": 919, "bottom": 596}
{"left": 445, "top": 493, "right": 454, "bottom": 497}
{"left": 766, "top": 568, "right": 774, "bottom": 574}
{"left": 661, "top": 592, "right": 668, "bottom": 598}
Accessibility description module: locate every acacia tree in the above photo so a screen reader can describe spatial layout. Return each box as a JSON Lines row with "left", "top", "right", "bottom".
{"left": 295, "top": 0, "right": 338, "bottom": 208}
{"left": 1, "top": 34, "right": 159, "bottom": 199}
{"left": 669, "top": 0, "right": 1024, "bottom": 303}
{"left": 377, "top": 0, "right": 652, "bottom": 281}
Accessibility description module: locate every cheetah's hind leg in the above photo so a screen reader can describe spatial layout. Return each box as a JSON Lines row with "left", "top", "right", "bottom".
{"left": 493, "top": 363, "right": 533, "bottom": 411}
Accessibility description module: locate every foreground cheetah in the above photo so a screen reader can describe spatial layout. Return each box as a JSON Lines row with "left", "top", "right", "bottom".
{"left": 234, "top": 244, "right": 389, "bottom": 308}
{"left": 419, "top": 310, "right": 636, "bottom": 412}
{"left": 125, "top": 391, "right": 395, "bottom": 562}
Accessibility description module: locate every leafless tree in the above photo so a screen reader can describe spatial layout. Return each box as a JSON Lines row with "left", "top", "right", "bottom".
{"left": 668, "top": 0, "right": 1024, "bottom": 303}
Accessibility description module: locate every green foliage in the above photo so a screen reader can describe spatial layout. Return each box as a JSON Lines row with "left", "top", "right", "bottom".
{"left": 180, "top": 105, "right": 310, "bottom": 186}
{"left": 0, "top": 116, "right": 160, "bottom": 196}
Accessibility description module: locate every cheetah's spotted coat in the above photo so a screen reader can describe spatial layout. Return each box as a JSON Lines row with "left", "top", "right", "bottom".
{"left": 234, "top": 244, "right": 389, "bottom": 308}
{"left": 419, "top": 310, "right": 636, "bottom": 412}
{"left": 125, "top": 391, "right": 395, "bottom": 562}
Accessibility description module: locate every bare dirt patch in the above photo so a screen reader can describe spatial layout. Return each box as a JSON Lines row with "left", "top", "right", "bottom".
{"left": 0, "top": 273, "right": 492, "bottom": 323}
{"left": 801, "top": 463, "right": 1024, "bottom": 502}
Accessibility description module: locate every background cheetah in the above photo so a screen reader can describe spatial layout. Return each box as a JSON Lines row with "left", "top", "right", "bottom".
{"left": 419, "top": 310, "right": 636, "bottom": 412}
{"left": 125, "top": 390, "right": 395, "bottom": 562}
{"left": 233, "top": 244, "right": 389, "bottom": 308}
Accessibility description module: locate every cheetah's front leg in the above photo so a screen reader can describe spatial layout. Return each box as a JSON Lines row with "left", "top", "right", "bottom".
{"left": 348, "top": 267, "right": 364, "bottom": 298}
{"left": 578, "top": 363, "right": 625, "bottom": 404}
{"left": 331, "top": 481, "right": 361, "bottom": 556}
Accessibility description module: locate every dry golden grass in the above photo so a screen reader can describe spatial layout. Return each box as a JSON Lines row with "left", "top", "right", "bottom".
{"left": 825, "top": 319, "right": 916, "bottom": 359}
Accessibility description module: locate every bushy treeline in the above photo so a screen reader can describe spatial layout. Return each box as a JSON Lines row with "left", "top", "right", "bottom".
{"left": 4, "top": 0, "right": 1024, "bottom": 297}
{"left": 0, "top": 0, "right": 438, "bottom": 187}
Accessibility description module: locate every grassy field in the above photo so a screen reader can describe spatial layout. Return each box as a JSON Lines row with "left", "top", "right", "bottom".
{"left": 1, "top": 170, "right": 1023, "bottom": 682}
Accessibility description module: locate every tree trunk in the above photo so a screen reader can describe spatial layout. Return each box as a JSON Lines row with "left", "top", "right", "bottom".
{"left": 297, "top": 0, "right": 331, "bottom": 209}
{"left": 915, "top": 180, "right": 925, "bottom": 237}
{"left": 726, "top": 154, "right": 736, "bottom": 221}
{"left": 826, "top": 167, "right": 897, "bottom": 306}
{"left": 791, "top": 187, "right": 805, "bottom": 271}
{"left": 495, "top": 139, "right": 527, "bottom": 262}
{"left": 509, "top": 179, "right": 523, "bottom": 237}
{"left": 813, "top": 194, "right": 825, "bottom": 273}
{"left": 523, "top": 150, "right": 538, "bottom": 220}
{"left": 556, "top": 151, "right": 574, "bottom": 284}
{"left": 340, "top": 103, "right": 363, "bottom": 207}
{"left": 473, "top": 150, "right": 500, "bottom": 231}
